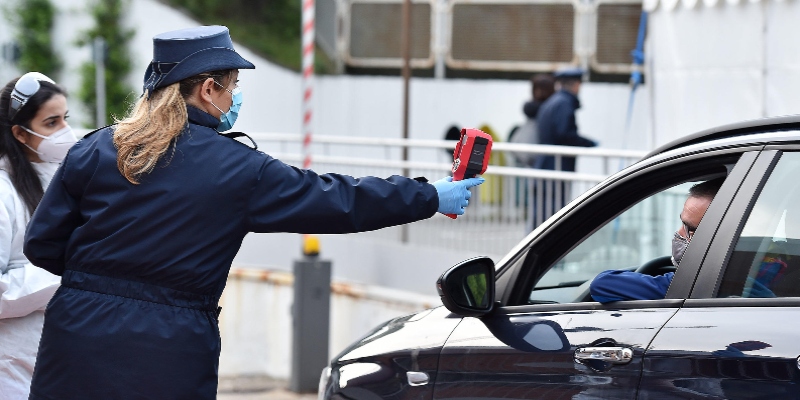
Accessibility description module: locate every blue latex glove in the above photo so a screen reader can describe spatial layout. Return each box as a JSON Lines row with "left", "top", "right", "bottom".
{"left": 431, "top": 176, "right": 485, "bottom": 215}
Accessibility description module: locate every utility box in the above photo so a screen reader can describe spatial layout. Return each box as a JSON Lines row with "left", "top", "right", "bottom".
{"left": 290, "top": 256, "right": 331, "bottom": 393}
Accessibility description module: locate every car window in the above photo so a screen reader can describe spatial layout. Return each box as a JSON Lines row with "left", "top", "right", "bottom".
{"left": 528, "top": 182, "right": 695, "bottom": 304}
{"left": 717, "top": 152, "right": 800, "bottom": 298}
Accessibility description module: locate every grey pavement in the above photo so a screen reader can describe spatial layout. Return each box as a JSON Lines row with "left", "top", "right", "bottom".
{"left": 217, "top": 375, "right": 316, "bottom": 400}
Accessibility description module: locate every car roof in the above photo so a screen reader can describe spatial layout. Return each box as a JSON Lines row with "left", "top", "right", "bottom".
{"left": 646, "top": 114, "right": 800, "bottom": 158}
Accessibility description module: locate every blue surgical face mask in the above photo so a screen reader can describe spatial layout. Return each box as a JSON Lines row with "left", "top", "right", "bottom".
{"left": 211, "top": 85, "right": 242, "bottom": 132}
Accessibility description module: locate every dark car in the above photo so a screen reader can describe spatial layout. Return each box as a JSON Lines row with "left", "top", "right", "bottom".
{"left": 318, "top": 116, "right": 800, "bottom": 399}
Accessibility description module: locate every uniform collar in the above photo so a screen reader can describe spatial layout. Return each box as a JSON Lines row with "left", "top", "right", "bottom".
{"left": 187, "top": 105, "right": 220, "bottom": 129}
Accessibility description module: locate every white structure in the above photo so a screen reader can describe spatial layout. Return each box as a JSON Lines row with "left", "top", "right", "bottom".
{"left": 646, "top": 0, "right": 800, "bottom": 145}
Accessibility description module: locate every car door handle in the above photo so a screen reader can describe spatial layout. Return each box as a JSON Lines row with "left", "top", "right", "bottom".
{"left": 407, "top": 371, "right": 429, "bottom": 386}
{"left": 574, "top": 347, "right": 633, "bottom": 364}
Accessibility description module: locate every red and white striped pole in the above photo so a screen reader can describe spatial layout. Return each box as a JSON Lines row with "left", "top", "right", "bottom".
{"left": 301, "top": 0, "right": 315, "bottom": 169}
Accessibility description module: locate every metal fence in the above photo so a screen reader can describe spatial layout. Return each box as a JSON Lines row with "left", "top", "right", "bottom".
{"left": 250, "top": 132, "right": 647, "bottom": 258}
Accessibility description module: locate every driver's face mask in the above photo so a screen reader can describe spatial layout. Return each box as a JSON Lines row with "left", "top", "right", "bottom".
{"left": 671, "top": 231, "right": 690, "bottom": 267}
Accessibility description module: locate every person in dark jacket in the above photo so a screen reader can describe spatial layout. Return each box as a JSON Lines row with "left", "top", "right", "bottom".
{"left": 509, "top": 74, "right": 555, "bottom": 167}
{"left": 23, "top": 26, "right": 483, "bottom": 400}
{"left": 534, "top": 67, "right": 597, "bottom": 172}
{"left": 589, "top": 178, "right": 724, "bottom": 303}
{"left": 532, "top": 67, "right": 597, "bottom": 218}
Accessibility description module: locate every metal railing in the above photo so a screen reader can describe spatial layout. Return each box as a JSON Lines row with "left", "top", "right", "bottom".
{"left": 250, "top": 132, "right": 647, "bottom": 257}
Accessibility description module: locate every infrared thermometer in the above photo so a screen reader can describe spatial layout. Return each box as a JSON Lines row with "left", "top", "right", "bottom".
{"left": 447, "top": 128, "right": 493, "bottom": 219}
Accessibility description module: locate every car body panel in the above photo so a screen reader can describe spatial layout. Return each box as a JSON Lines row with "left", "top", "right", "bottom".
{"left": 322, "top": 306, "right": 462, "bottom": 400}
{"left": 433, "top": 306, "right": 679, "bottom": 399}
{"left": 640, "top": 302, "right": 800, "bottom": 399}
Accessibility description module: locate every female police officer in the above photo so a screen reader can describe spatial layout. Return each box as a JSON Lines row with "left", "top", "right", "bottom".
{"left": 23, "top": 26, "right": 482, "bottom": 399}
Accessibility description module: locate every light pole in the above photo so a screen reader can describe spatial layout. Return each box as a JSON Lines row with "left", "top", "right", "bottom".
{"left": 93, "top": 37, "right": 106, "bottom": 128}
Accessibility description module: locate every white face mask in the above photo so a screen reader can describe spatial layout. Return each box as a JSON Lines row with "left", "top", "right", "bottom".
{"left": 21, "top": 125, "right": 78, "bottom": 163}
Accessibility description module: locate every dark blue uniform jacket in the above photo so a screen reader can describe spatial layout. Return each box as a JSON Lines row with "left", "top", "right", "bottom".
{"left": 534, "top": 90, "right": 596, "bottom": 172}
{"left": 24, "top": 106, "right": 438, "bottom": 400}
{"left": 589, "top": 270, "right": 674, "bottom": 303}
{"left": 590, "top": 269, "right": 778, "bottom": 303}
{"left": 589, "top": 270, "right": 776, "bottom": 303}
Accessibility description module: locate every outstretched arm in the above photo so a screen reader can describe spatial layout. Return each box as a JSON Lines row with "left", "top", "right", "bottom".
{"left": 246, "top": 166, "right": 436, "bottom": 234}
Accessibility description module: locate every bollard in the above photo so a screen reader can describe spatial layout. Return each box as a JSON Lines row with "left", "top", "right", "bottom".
{"left": 290, "top": 235, "right": 331, "bottom": 393}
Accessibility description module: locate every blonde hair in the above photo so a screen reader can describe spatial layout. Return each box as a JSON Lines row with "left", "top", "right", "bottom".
{"left": 113, "top": 84, "right": 186, "bottom": 184}
{"left": 113, "top": 70, "right": 233, "bottom": 184}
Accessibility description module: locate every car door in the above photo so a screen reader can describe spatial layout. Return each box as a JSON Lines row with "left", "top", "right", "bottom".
{"left": 431, "top": 149, "right": 759, "bottom": 399}
{"left": 640, "top": 149, "right": 800, "bottom": 399}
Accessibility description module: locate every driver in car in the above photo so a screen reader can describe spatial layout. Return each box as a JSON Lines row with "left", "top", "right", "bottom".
{"left": 589, "top": 178, "right": 724, "bottom": 303}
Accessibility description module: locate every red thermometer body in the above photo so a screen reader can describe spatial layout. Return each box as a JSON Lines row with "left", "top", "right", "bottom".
{"left": 447, "top": 128, "right": 493, "bottom": 219}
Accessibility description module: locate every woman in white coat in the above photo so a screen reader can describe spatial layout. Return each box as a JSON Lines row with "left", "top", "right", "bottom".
{"left": 0, "top": 72, "right": 77, "bottom": 399}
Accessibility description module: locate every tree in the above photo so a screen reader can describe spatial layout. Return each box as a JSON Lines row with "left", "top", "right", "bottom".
{"left": 163, "top": 0, "right": 303, "bottom": 70}
{"left": 6, "top": 0, "right": 61, "bottom": 77}
{"left": 76, "top": 0, "right": 135, "bottom": 127}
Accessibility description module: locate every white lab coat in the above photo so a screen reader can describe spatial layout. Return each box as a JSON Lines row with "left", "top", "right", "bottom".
{"left": 0, "top": 158, "right": 60, "bottom": 399}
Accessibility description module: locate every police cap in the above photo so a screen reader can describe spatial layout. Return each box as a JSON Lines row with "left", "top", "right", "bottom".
{"left": 553, "top": 67, "right": 585, "bottom": 81}
{"left": 142, "top": 25, "right": 255, "bottom": 93}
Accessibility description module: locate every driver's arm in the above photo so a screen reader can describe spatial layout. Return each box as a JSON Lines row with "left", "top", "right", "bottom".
{"left": 589, "top": 270, "right": 674, "bottom": 303}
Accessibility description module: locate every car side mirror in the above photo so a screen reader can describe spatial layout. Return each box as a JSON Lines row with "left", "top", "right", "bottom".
{"left": 437, "top": 257, "right": 495, "bottom": 317}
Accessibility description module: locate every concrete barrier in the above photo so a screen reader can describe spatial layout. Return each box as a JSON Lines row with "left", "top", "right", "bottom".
{"left": 218, "top": 266, "right": 439, "bottom": 381}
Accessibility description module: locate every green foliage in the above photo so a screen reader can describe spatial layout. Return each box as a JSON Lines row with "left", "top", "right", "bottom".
{"left": 466, "top": 273, "right": 488, "bottom": 307}
{"left": 76, "top": 0, "right": 136, "bottom": 128}
{"left": 5, "top": 0, "right": 61, "bottom": 77}
{"left": 163, "top": 0, "right": 303, "bottom": 70}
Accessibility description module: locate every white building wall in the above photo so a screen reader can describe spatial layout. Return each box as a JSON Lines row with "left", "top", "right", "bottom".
{"left": 648, "top": 0, "right": 800, "bottom": 147}
{"left": 315, "top": 75, "right": 653, "bottom": 153}
{"left": 764, "top": 0, "right": 800, "bottom": 117}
